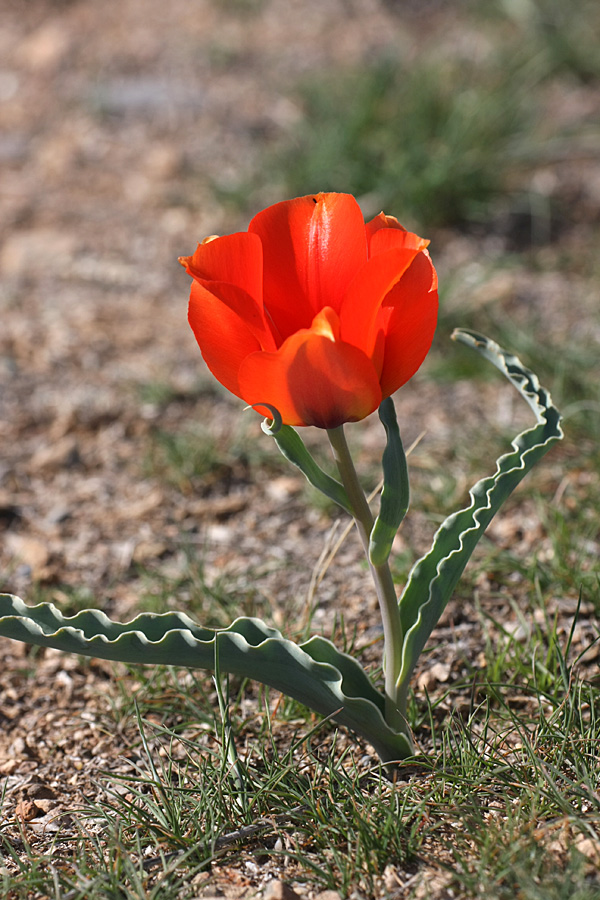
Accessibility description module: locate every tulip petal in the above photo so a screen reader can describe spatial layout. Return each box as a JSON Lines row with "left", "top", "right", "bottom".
{"left": 340, "top": 247, "right": 423, "bottom": 358}
{"left": 238, "top": 320, "right": 382, "bottom": 429}
{"left": 188, "top": 281, "right": 262, "bottom": 399}
{"left": 366, "top": 211, "right": 406, "bottom": 235}
{"left": 182, "top": 233, "right": 278, "bottom": 352}
{"left": 378, "top": 251, "right": 438, "bottom": 397}
{"left": 180, "top": 232, "right": 263, "bottom": 306}
{"left": 367, "top": 224, "right": 430, "bottom": 257}
{"left": 249, "top": 193, "right": 368, "bottom": 340}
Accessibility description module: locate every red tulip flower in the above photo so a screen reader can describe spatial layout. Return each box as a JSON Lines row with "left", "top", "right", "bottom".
{"left": 180, "top": 192, "right": 438, "bottom": 429}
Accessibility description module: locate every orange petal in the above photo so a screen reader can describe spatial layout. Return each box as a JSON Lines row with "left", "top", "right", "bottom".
{"left": 248, "top": 193, "right": 368, "bottom": 341}
{"left": 181, "top": 232, "right": 263, "bottom": 305}
{"left": 368, "top": 226, "right": 430, "bottom": 257}
{"left": 238, "top": 317, "right": 382, "bottom": 429}
{"left": 378, "top": 251, "right": 438, "bottom": 397}
{"left": 366, "top": 214, "right": 430, "bottom": 258}
{"left": 366, "top": 211, "right": 406, "bottom": 240}
{"left": 188, "top": 281, "right": 261, "bottom": 399}
{"left": 182, "top": 232, "right": 278, "bottom": 351}
{"left": 339, "top": 246, "right": 423, "bottom": 358}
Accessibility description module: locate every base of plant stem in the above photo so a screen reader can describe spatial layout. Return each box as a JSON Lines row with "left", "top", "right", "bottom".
{"left": 369, "top": 728, "right": 415, "bottom": 772}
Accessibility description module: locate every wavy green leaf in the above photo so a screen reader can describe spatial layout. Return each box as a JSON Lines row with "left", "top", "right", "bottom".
{"left": 396, "top": 329, "right": 563, "bottom": 707}
{"left": 261, "top": 419, "right": 351, "bottom": 513}
{"left": 0, "top": 594, "right": 412, "bottom": 763}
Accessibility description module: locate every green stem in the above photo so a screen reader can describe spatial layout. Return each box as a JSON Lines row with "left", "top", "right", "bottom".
{"left": 327, "top": 426, "right": 409, "bottom": 740}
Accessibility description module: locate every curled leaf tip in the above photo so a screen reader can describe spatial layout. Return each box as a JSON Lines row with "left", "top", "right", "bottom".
{"left": 244, "top": 402, "right": 283, "bottom": 433}
{"left": 451, "top": 328, "right": 483, "bottom": 347}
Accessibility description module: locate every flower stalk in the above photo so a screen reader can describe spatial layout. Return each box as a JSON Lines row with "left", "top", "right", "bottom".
{"left": 327, "top": 425, "right": 409, "bottom": 741}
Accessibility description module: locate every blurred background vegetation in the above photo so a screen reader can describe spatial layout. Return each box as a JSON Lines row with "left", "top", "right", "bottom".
{"left": 223, "top": 0, "right": 600, "bottom": 233}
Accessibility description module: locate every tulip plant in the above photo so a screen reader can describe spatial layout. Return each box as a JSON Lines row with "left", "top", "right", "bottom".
{"left": 0, "top": 194, "right": 562, "bottom": 768}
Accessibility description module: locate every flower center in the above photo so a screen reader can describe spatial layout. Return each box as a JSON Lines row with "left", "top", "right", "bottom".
{"left": 310, "top": 306, "right": 340, "bottom": 342}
